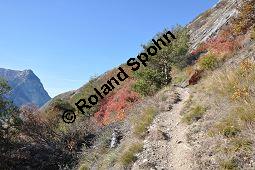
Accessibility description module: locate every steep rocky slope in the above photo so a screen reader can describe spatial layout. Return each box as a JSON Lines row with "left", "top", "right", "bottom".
{"left": 0, "top": 68, "right": 51, "bottom": 107}
{"left": 188, "top": 0, "right": 240, "bottom": 49}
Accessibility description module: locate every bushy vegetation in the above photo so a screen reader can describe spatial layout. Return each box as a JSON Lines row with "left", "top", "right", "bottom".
{"left": 0, "top": 79, "right": 21, "bottom": 153}
{"left": 78, "top": 164, "right": 90, "bottom": 170}
{"left": 0, "top": 79, "right": 98, "bottom": 169}
{"left": 198, "top": 53, "right": 218, "bottom": 70}
{"left": 133, "top": 25, "right": 189, "bottom": 96}
{"left": 0, "top": 78, "right": 18, "bottom": 119}
{"left": 192, "top": 11, "right": 248, "bottom": 66}
{"left": 132, "top": 67, "right": 165, "bottom": 96}
{"left": 0, "top": 106, "right": 80, "bottom": 169}
{"left": 3, "top": 1, "right": 255, "bottom": 169}
{"left": 235, "top": 105, "right": 255, "bottom": 125}
{"left": 209, "top": 60, "right": 255, "bottom": 135}
{"left": 231, "top": 138, "right": 252, "bottom": 152}
{"left": 204, "top": 27, "right": 240, "bottom": 57}
{"left": 186, "top": 23, "right": 243, "bottom": 88}
{"left": 95, "top": 80, "right": 139, "bottom": 125}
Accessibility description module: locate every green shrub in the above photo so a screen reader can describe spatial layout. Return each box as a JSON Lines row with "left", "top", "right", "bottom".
{"left": 0, "top": 78, "right": 18, "bottom": 119}
{"left": 133, "top": 107, "right": 157, "bottom": 137}
{"left": 133, "top": 25, "right": 190, "bottom": 96}
{"left": 182, "top": 106, "right": 206, "bottom": 124}
{"left": 119, "top": 143, "right": 143, "bottom": 167}
{"left": 132, "top": 79, "right": 155, "bottom": 96}
{"left": 198, "top": 53, "right": 218, "bottom": 70}
{"left": 132, "top": 68, "right": 164, "bottom": 96}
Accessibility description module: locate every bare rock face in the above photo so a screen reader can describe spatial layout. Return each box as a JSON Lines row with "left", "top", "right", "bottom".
{"left": 110, "top": 129, "right": 122, "bottom": 148}
{"left": 188, "top": 0, "right": 241, "bottom": 50}
{"left": 0, "top": 68, "right": 51, "bottom": 107}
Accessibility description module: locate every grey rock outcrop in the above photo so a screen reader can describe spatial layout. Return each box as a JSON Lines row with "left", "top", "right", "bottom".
{"left": 188, "top": 0, "right": 241, "bottom": 49}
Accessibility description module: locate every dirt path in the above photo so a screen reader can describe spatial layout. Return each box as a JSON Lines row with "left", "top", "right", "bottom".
{"left": 132, "top": 87, "right": 196, "bottom": 170}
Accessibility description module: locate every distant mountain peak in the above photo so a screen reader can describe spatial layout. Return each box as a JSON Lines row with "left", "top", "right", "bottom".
{"left": 22, "top": 69, "right": 33, "bottom": 74}
{"left": 0, "top": 68, "right": 51, "bottom": 107}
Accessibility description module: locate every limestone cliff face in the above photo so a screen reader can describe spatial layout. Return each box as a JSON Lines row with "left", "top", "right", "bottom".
{"left": 188, "top": 0, "right": 241, "bottom": 49}
{"left": 187, "top": 0, "right": 254, "bottom": 63}
{"left": 0, "top": 68, "right": 51, "bottom": 107}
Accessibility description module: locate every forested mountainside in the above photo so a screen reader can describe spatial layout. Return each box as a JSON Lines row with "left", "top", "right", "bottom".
{"left": 0, "top": 68, "right": 51, "bottom": 107}
{"left": 0, "top": 0, "right": 254, "bottom": 169}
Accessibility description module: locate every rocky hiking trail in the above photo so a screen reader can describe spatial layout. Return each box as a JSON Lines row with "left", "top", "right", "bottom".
{"left": 132, "top": 87, "right": 197, "bottom": 170}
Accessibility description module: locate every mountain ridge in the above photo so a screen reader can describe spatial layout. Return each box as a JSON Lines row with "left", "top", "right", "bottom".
{"left": 0, "top": 68, "right": 51, "bottom": 107}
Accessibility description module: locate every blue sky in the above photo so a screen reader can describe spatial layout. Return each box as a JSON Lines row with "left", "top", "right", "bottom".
{"left": 0, "top": 0, "right": 218, "bottom": 97}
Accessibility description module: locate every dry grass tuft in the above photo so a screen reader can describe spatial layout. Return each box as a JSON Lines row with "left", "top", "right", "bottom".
{"left": 133, "top": 107, "right": 157, "bottom": 138}
{"left": 209, "top": 59, "right": 255, "bottom": 103}
{"left": 211, "top": 116, "right": 241, "bottom": 138}
{"left": 182, "top": 105, "right": 206, "bottom": 124}
{"left": 220, "top": 158, "right": 239, "bottom": 170}
{"left": 118, "top": 142, "right": 143, "bottom": 167}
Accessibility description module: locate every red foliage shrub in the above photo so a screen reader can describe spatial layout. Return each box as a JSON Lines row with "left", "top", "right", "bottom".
{"left": 203, "top": 27, "right": 241, "bottom": 57}
{"left": 95, "top": 80, "right": 140, "bottom": 125}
